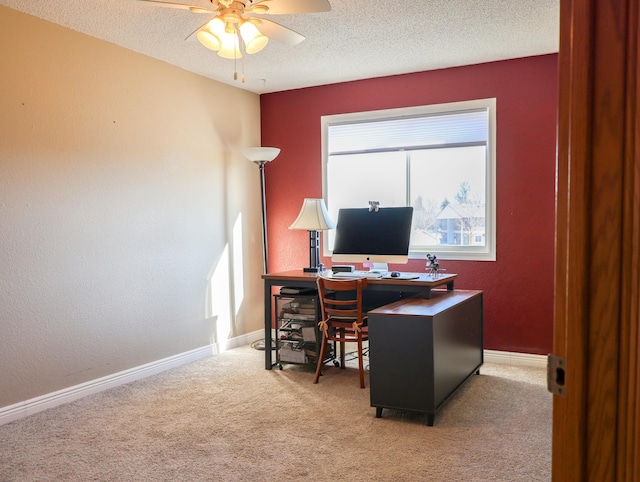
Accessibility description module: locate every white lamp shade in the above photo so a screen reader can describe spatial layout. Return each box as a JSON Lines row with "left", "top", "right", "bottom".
{"left": 197, "top": 29, "right": 222, "bottom": 51}
{"left": 197, "top": 17, "right": 225, "bottom": 51}
{"left": 243, "top": 147, "right": 281, "bottom": 163}
{"left": 240, "top": 20, "right": 269, "bottom": 54}
{"left": 218, "top": 31, "right": 242, "bottom": 59}
{"left": 289, "top": 198, "right": 335, "bottom": 231}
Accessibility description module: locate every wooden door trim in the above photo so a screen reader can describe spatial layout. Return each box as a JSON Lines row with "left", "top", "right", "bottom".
{"left": 618, "top": 1, "right": 640, "bottom": 478}
{"left": 553, "top": 0, "right": 593, "bottom": 478}
{"left": 554, "top": 0, "right": 640, "bottom": 479}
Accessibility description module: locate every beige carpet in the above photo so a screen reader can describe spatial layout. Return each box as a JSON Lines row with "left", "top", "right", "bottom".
{"left": 0, "top": 345, "right": 551, "bottom": 481}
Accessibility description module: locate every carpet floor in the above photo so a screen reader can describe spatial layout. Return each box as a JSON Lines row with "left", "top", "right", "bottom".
{"left": 0, "top": 345, "right": 552, "bottom": 481}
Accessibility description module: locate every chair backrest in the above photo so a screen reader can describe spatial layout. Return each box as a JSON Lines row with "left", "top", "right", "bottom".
{"left": 317, "top": 276, "right": 368, "bottom": 323}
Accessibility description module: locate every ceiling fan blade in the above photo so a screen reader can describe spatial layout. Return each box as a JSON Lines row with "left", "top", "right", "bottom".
{"left": 249, "top": 0, "right": 331, "bottom": 15}
{"left": 254, "top": 18, "right": 305, "bottom": 46}
{"left": 184, "top": 18, "right": 217, "bottom": 41}
{"left": 135, "top": 0, "right": 217, "bottom": 14}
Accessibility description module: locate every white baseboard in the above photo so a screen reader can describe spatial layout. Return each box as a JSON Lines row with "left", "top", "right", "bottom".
{"left": 0, "top": 329, "right": 268, "bottom": 427}
{"left": 484, "top": 349, "right": 547, "bottom": 368}
{"left": 219, "top": 329, "right": 264, "bottom": 351}
{"left": 0, "top": 343, "right": 215, "bottom": 426}
{"left": 1, "top": 333, "right": 542, "bottom": 427}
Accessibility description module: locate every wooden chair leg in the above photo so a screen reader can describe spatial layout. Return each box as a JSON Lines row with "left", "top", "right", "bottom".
{"left": 313, "top": 334, "right": 328, "bottom": 384}
{"left": 357, "top": 335, "right": 365, "bottom": 389}
{"left": 339, "top": 329, "right": 346, "bottom": 369}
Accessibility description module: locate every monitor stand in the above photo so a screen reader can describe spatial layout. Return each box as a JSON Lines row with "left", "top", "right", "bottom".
{"left": 367, "top": 262, "right": 389, "bottom": 274}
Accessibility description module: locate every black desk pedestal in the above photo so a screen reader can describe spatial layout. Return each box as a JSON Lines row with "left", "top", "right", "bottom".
{"left": 368, "top": 290, "right": 483, "bottom": 426}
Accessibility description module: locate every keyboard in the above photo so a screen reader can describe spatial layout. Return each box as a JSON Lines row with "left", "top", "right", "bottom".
{"left": 330, "top": 270, "right": 383, "bottom": 279}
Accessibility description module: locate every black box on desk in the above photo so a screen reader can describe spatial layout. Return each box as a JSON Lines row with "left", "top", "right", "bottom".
{"left": 332, "top": 265, "right": 355, "bottom": 273}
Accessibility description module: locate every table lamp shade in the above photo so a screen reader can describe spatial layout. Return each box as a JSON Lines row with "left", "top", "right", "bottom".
{"left": 288, "top": 198, "right": 335, "bottom": 231}
{"left": 289, "top": 198, "right": 334, "bottom": 273}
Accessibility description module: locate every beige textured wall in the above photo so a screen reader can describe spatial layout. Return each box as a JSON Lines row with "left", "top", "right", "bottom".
{"left": 0, "top": 6, "right": 265, "bottom": 407}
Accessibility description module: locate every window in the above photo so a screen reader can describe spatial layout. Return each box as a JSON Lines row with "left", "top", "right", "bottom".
{"left": 322, "top": 98, "right": 496, "bottom": 261}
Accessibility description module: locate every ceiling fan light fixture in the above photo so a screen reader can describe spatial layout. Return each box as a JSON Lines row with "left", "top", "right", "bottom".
{"left": 136, "top": 0, "right": 331, "bottom": 83}
{"left": 217, "top": 31, "right": 242, "bottom": 58}
{"left": 197, "top": 30, "right": 221, "bottom": 51}
{"left": 197, "top": 17, "right": 225, "bottom": 51}
{"left": 240, "top": 21, "right": 268, "bottom": 54}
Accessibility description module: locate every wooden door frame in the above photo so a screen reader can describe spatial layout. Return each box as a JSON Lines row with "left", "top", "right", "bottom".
{"left": 554, "top": 0, "right": 640, "bottom": 479}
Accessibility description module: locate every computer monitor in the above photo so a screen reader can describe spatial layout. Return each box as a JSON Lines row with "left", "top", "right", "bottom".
{"left": 331, "top": 207, "right": 414, "bottom": 264}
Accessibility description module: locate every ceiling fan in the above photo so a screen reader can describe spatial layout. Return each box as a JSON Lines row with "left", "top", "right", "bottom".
{"left": 136, "top": 0, "right": 331, "bottom": 82}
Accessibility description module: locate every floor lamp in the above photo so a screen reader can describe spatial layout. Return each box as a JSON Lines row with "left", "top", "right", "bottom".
{"left": 289, "top": 198, "right": 335, "bottom": 272}
{"left": 243, "top": 147, "right": 280, "bottom": 274}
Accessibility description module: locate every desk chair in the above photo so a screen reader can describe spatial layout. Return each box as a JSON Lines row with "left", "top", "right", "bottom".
{"left": 314, "top": 277, "right": 369, "bottom": 388}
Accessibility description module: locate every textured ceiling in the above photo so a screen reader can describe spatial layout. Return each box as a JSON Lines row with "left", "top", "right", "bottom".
{"left": 0, "top": 0, "right": 560, "bottom": 94}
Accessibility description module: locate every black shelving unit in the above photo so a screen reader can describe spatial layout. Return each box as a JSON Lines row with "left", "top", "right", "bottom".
{"left": 274, "top": 293, "right": 326, "bottom": 369}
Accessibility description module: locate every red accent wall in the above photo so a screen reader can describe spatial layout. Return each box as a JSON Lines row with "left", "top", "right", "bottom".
{"left": 260, "top": 54, "right": 558, "bottom": 355}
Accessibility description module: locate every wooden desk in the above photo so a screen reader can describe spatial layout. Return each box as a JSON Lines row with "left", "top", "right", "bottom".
{"left": 261, "top": 270, "right": 457, "bottom": 370}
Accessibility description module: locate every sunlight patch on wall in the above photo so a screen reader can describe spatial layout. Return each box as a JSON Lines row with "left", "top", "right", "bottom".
{"left": 210, "top": 244, "right": 231, "bottom": 352}
{"left": 233, "top": 213, "right": 245, "bottom": 315}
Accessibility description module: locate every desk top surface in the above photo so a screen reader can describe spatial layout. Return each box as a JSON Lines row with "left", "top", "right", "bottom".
{"left": 369, "top": 289, "right": 482, "bottom": 317}
{"left": 262, "top": 270, "right": 457, "bottom": 288}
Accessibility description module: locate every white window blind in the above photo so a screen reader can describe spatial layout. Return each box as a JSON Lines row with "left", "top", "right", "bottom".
{"left": 327, "top": 109, "right": 489, "bottom": 155}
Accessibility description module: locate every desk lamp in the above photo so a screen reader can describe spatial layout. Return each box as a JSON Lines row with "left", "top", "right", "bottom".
{"left": 289, "top": 198, "right": 335, "bottom": 272}
{"left": 243, "top": 146, "right": 280, "bottom": 274}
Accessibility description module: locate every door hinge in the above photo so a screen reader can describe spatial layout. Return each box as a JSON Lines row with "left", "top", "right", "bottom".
{"left": 547, "top": 354, "right": 566, "bottom": 397}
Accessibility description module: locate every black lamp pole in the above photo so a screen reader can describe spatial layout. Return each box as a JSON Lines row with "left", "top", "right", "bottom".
{"left": 244, "top": 147, "right": 280, "bottom": 275}
{"left": 257, "top": 161, "right": 269, "bottom": 274}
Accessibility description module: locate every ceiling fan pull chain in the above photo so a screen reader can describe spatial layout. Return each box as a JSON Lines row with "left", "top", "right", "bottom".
{"left": 240, "top": 38, "right": 246, "bottom": 83}
{"left": 233, "top": 51, "right": 238, "bottom": 80}
{"left": 233, "top": 27, "right": 239, "bottom": 80}
{"left": 237, "top": 29, "right": 247, "bottom": 83}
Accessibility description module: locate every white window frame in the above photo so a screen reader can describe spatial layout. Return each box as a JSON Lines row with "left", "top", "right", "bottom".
{"left": 321, "top": 98, "right": 496, "bottom": 261}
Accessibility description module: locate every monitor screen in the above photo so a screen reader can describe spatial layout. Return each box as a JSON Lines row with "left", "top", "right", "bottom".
{"left": 331, "top": 207, "right": 414, "bottom": 264}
